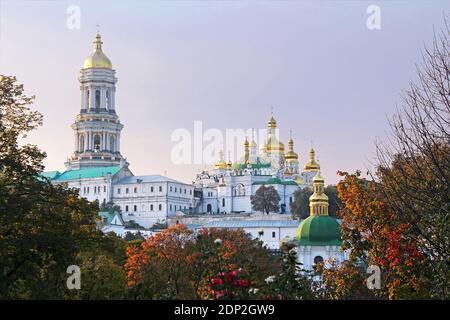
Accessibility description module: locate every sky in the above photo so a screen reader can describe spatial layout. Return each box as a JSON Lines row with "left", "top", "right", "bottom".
{"left": 1, "top": 0, "right": 449, "bottom": 184}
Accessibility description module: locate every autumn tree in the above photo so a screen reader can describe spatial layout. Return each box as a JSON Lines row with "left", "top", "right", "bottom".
{"left": 373, "top": 17, "right": 449, "bottom": 299}
{"left": 251, "top": 185, "right": 280, "bottom": 215}
{"left": 125, "top": 224, "right": 280, "bottom": 299}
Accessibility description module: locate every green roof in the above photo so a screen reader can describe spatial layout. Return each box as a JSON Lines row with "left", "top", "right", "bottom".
{"left": 232, "top": 162, "right": 271, "bottom": 170}
{"left": 40, "top": 171, "right": 61, "bottom": 180}
{"left": 253, "top": 177, "right": 298, "bottom": 186}
{"left": 52, "top": 166, "right": 122, "bottom": 181}
{"left": 295, "top": 215, "right": 341, "bottom": 246}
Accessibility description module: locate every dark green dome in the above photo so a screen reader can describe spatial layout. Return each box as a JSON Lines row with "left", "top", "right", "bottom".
{"left": 295, "top": 215, "right": 341, "bottom": 246}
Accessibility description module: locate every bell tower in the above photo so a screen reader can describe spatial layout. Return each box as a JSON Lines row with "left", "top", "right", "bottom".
{"left": 65, "top": 32, "right": 128, "bottom": 170}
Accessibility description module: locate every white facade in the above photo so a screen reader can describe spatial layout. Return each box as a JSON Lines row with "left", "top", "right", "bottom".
{"left": 199, "top": 220, "right": 300, "bottom": 250}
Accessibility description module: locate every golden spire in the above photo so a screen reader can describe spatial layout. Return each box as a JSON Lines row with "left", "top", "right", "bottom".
{"left": 304, "top": 146, "right": 320, "bottom": 172}
{"left": 309, "top": 170, "right": 329, "bottom": 216}
{"left": 83, "top": 31, "right": 112, "bottom": 69}
{"left": 214, "top": 149, "right": 228, "bottom": 170}
{"left": 244, "top": 137, "right": 250, "bottom": 163}
{"left": 250, "top": 128, "right": 257, "bottom": 148}
{"left": 285, "top": 130, "right": 298, "bottom": 161}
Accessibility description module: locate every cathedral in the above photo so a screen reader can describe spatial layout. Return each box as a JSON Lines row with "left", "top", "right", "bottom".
{"left": 42, "top": 32, "right": 194, "bottom": 228}
{"left": 193, "top": 115, "right": 322, "bottom": 215}
{"left": 42, "top": 32, "right": 344, "bottom": 268}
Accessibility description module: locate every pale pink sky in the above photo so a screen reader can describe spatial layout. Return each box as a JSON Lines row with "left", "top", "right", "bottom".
{"left": 1, "top": 1, "right": 449, "bottom": 184}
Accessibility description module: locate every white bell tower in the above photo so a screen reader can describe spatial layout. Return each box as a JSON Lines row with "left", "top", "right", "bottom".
{"left": 65, "top": 32, "right": 128, "bottom": 170}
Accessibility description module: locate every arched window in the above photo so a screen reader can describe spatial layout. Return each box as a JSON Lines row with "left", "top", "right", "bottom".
{"left": 105, "top": 90, "right": 110, "bottom": 109}
{"left": 314, "top": 256, "right": 324, "bottom": 265}
{"left": 110, "top": 135, "right": 115, "bottom": 152}
{"left": 94, "top": 134, "right": 101, "bottom": 151}
{"left": 158, "top": 204, "right": 162, "bottom": 211}
{"left": 95, "top": 90, "right": 100, "bottom": 110}
{"left": 235, "top": 184, "right": 245, "bottom": 197}
{"left": 222, "top": 198, "right": 225, "bottom": 207}
{"left": 207, "top": 204, "right": 212, "bottom": 213}
{"left": 86, "top": 90, "right": 90, "bottom": 108}
{"left": 79, "top": 134, "right": 85, "bottom": 152}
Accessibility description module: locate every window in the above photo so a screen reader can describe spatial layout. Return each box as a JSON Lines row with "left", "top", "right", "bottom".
{"left": 125, "top": 205, "right": 129, "bottom": 212}
{"left": 158, "top": 204, "right": 162, "bottom": 211}
{"left": 79, "top": 134, "right": 85, "bottom": 152}
{"left": 289, "top": 197, "right": 293, "bottom": 204}
{"left": 126, "top": 188, "right": 129, "bottom": 194}
{"left": 117, "top": 188, "right": 121, "bottom": 194}
{"left": 95, "top": 90, "right": 100, "bottom": 110}
{"left": 175, "top": 187, "right": 177, "bottom": 192}
{"left": 134, "top": 187, "right": 137, "bottom": 193}
{"left": 222, "top": 198, "right": 225, "bottom": 207}
{"left": 86, "top": 89, "right": 90, "bottom": 108}
{"left": 170, "top": 186, "right": 173, "bottom": 192}
{"left": 272, "top": 232, "right": 276, "bottom": 238}
{"left": 87, "top": 187, "right": 89, "bottom": 193}
{"left": 110, "top": 135, "right": 115, "bottom": 152}
{"left": 106, "top": 90, "right": 110, "bottom": 108}
{"left": 150, "top": 204, "right": 153, "bottom": 211}
{"left": 151, "top": 186, "right": 154, "bottom": 192}
{"left": 134, "top": 205, "right": 137, "bottom": 212}
{"left": 170, "top": 204, "right": 172, "bottom": 211}
{"left": 104, "top": 186, "right": 106, "bottom": 192}
{"left": 184, "top": 189, "right": 186, "bottom": 194}
{"left": 94, "top": 134, "right": 101, "bottom": 151}
{"left": 159, "top": 186, "right": 162, "bottom": 192}
{"left": 314, "top": 256, "right": 324, "bottom": 265}
{"left": 190, "top": 190, "right": 192, "bottom": 195}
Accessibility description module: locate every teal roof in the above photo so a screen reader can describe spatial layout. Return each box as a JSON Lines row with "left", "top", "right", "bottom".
{"left": 98, "top": 211, "right": 115, "bottom": 224}
{"left": 40, "top": 171, "right": 61, "bottom": 180}
{"left": 295, "top": 215, "right": 341, "bottom": 246}
{"left": 52, "top": 166, "right": 122, "bottom": 181}
{"left": 253, "top": 177, "right": 298, "bottom": 186}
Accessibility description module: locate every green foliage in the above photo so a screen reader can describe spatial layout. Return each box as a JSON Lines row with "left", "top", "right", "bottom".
{"left": 291, "top": 185, "right": 340, "bottom": 219}
{"left": 290, "top": 187, "right": 312, "bottom": 219}
{"left": 251, "top": 185, "right": 280, "bottom": 214}
{"left": 0, "top": 76, "right": 128, "bottom": 299}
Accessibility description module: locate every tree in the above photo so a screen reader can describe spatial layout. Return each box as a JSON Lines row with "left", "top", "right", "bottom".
{"left": 254, "top": 242, "right": 314, "bottom": 300}
{"left": 290, "top": 187, "right": 312, "bottom": 219}
{"left": 373, "top": 18, "right": 449, "bottom": 299}
{"left": 124, "top": 224, "right": 280, "bottom": 299}
{"left": 291, "top": 185, "right": 341, "bottom": 219}
{"left": 251, "top": 186, "right": 280, "bottom": 215}
{"left": 324, "top": 185, "right": 341, "bottom": 218}
{"left": 0, "top": 76, "right": 128, "bottom": 299}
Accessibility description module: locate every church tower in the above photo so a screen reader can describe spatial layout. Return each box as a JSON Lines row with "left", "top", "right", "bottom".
{"left": 65, "top": 32, "right": 128, "bottom": 170}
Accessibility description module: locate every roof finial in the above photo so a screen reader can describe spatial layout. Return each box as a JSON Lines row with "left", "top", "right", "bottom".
{"left": 270, "top": 105, "right": 274, "bottom": 116}
{"left": 96, "top": 24, "right": 101, "bottom": 34}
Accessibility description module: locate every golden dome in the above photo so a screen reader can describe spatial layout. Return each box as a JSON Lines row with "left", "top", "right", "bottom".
{"left": 214, "top": 150, "right": 228, "bottom": 170}
{"left": 304, "top": 147, "right": 320, "bottom": 172}
{"left": 266, "top": 137, "right": 284, "bottom": 152}
{"left": 267, "top": 116, "right": 277, "bottom": 129}
{"left": 285, "top": 137, "right": 298, "bottom": 160}
{"left": 83, "top": 33, "right": 112, "bottom": 69}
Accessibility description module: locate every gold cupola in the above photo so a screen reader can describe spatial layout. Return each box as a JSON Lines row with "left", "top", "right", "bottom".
{"left": 83, "top": 32, "right": 113, "bottom": 69}
{"left": 244, "top": 137, "right": 250, "bottom": 163}
{"left": 304, "top": 147, "right": 320, "bottom": 172}
{"left": 309, "top": 171, "right": 329, "bottom": 215}
{"left": 214, "top": 150, "right": 228, "bottom": 170}
{"left": 266, "top": 115, "right": 284, "bottom": 153}
{"left": 285, "top": 137, "right": 299, "bottom": 162}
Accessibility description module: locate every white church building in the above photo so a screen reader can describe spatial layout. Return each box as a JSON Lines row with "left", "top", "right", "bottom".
{"left": 42, "top": 32, "right": 345, "bottom": 268}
